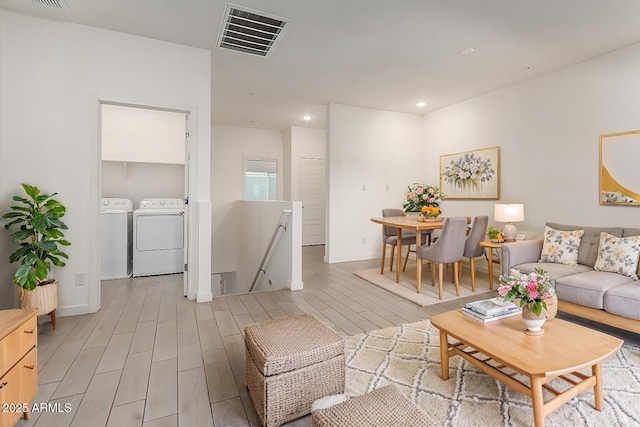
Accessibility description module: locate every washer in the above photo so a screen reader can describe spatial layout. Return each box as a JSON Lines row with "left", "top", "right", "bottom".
{"left": 101, "top": 198, "right": 133, "bottom": 280}
{"left": 133, "top": 198, "right": 185, "bottom": 277}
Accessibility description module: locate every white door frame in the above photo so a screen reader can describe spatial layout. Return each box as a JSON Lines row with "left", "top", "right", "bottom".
{"left": 92, "top": 99, "right": 200, "bottom": 312}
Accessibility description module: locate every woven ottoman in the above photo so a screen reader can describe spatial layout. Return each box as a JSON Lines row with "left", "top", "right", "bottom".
{"left": 311, "top": 385, "right": 438, "bottom": 427}
{"left": 244, "top": 314, "right": 345, "bottom": 427}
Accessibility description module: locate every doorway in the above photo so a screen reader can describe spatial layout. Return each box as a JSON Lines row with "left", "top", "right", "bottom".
{"left": 99, "top": 102, "right": 190, "bottom": 297}
{"left": 300, "top": 157, "right": 325, "bottom": 246}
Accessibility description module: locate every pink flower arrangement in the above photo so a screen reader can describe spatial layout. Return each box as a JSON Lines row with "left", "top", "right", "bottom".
{"left": 497, "top": 268, "right": 556, "bottom": 316}
{"left": 403, "top": 183, "right": 443, "bottom": 213}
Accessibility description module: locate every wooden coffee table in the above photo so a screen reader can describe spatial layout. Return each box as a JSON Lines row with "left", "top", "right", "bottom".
{"left": 431, "top": 310, "right": 623, "bottom": 427}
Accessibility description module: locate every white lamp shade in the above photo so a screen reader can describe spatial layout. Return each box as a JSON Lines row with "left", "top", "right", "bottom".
{"left": 494, "top": 204, "right": 524, "bottom": 223}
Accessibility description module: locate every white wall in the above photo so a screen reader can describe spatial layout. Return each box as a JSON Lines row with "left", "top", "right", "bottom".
{"left": 422, "top": 42, "right": 640, "bottom": 234}
{"left": 101, "top": 162, "right": 184, "bottom": 209}
{"left": 326, "top": 104, "right": 424, "bottom": 263}
{"left": 0, "top": 10, "right": 211, "bottom": 312}
{"left": 0, "top": 15, "right": 8, "bottom": 308}
{"left": 235, "top": 200, "right": 302, "bottom": 293}
{"left": 211, "top": 125, "right": 283, "bottom": 274}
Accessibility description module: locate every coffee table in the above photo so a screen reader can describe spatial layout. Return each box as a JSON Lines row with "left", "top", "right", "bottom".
{"left": 430, "top": 310, "right": 623, "bottom": 427}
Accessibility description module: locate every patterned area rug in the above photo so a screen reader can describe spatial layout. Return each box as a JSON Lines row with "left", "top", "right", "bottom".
{"left": 344, "top": 320, "right": 640, "bottom": 426}
{"left": 354, "top": 264, "right": 484, "bottom": 306}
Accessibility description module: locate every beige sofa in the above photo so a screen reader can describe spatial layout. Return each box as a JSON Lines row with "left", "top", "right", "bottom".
{"left": 501, "top": 222, "right": 640, "bottom": 333}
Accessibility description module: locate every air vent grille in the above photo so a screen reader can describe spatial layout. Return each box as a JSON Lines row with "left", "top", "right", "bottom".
{"left": 27, "top": 0, "right": 71, "bottom": 10}
{"left": 218, "top": 4, "right": 290, "bottom": 57}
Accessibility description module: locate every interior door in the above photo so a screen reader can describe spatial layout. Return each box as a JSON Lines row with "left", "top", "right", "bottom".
{"left": 301, "top": 157, "right": 325, "bottom": 246}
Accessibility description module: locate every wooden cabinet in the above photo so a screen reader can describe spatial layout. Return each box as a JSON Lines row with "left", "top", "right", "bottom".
{"left": 0, "top": 309, "right": 38, "bottom": 427}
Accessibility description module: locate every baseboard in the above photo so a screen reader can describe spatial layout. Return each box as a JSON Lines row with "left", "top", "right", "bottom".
{"left": 288, "top": 280, "right": 303, "bottom": 291}
{"left": 197, "top": 291, "right": 213, "bottom": 303}
{"left": 325, "top": 254, "right": 378, "bottom": 263}
{"left": 56, "top": 304, "right": 92, "bottom": 317}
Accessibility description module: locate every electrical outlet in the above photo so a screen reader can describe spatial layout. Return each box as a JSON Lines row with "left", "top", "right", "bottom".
{"left": 362, "top": 237, "right": 367, "bottom": 244}
{"left": 385, "top": 185, "right": 390, "bottom": 192}
{"left": 362, "top": 184, "right": 366, "bottom": 191}
{"left": 75, "top": 272, "right": 86, "bottom": 286}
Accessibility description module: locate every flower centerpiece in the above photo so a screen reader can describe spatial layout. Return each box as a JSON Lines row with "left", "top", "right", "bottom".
{"left": 497, "top": 268, "right": 556, "bottom": 334}
{"left": 498, "top": 268, "right": 555, "bottom": 315}
{"left": 403, "top": 183, "right": 444, "bottom": 221}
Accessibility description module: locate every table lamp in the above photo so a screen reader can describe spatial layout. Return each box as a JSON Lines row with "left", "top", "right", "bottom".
{"left": 494, "top": 204, "right": 524, "bottom": 242}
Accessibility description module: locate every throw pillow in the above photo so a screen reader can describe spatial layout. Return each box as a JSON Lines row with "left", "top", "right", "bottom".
{"left": 539, "top": 226, "right": 584, "bottom": 265}
{"left": 593, "top": 232, "right": 640, "bottom": 279}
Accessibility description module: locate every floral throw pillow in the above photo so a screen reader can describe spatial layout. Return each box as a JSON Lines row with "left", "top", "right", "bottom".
{"left": 539, "top": 226, "right": 584, "bottom": 265}
{"left": 593, "top": 233, "right": 640, "bottom": 279}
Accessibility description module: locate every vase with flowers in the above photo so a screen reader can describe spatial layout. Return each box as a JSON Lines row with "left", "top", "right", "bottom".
{"left": 497, "top": 268, "right": 556, "bottom": 335}
{"left": 403, "top": 183, "right": 444, "bottom": 221}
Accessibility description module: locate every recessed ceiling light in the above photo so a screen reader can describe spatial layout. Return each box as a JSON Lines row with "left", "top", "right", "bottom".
{"left": 302, "top": 115, "right": 312, "bottom": 121}
{"left": 416, "top": 102, "right": 426, "bottom": 108}
{"left": 251, "top": 121, "right": 259, "bottom": 124}
{"left": 460, "top": 47, "right": 475, "bottom": 55}
{"left": 521, "top": 66, "right": 531, "bottom": 71}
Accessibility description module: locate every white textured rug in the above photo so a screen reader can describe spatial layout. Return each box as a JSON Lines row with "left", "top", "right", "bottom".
{"left": 345, "top": 320, "right": 640, "bottom": 426}
{"left": 354, "top": 264, "right": 483, "bottom": 306}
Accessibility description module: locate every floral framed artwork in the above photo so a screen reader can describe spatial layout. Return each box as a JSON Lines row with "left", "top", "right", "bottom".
{"left": 600, "top": 130, "right": 640, "bottom": 205}
{"left": 439, "top": 146, "right": 500, "bottom": 200}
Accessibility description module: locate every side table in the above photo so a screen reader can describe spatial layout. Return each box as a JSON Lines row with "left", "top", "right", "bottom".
{"left": 479, "top": 240, "right": 503, "bottom": 290}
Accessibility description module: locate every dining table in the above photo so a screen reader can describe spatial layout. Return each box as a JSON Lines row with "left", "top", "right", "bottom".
{"left": 370, "top": 215, "right": 445, "bottom": 293}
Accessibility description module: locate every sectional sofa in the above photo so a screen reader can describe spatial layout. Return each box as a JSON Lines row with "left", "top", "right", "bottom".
{"left": 501, "top": 222, "right": 640, "bottom": 334}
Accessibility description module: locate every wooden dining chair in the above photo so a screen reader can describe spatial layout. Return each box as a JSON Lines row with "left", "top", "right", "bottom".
{"left": 380, "top": 209, "right": 427, "bottom": 274}
{"left": 417, "top": 217, "right": 468, "bottom": 299}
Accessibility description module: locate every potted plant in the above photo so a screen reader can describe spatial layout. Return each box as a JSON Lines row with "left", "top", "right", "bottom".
{"left": 486, "top": 226, "right": 503, "bottom": 241}
{"left": 2, "top": 184, "right": 70, "bottom": 329}
{"left": 497, "top": 268, "right": 556, "bottom": 334}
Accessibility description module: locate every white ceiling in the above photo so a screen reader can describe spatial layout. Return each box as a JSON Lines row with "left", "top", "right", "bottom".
{"left": 3, "top": 0, "right": 640, "bottom": 131}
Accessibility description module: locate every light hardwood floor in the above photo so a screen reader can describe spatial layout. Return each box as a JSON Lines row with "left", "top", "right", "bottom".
{"left": 19, "top": 245, "right": 638, "bottom": 427}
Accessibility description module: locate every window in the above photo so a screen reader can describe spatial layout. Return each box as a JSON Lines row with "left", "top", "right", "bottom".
{"left": 245, "top": 158, "right": 277, "bottom": 200}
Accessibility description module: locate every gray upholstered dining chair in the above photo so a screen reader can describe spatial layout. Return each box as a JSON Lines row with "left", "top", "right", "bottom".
{"left": 416, "top": 217, "right": 468, "bottom": 299}
{"left": 380, "top": 209, "right": 427, "bottom": 274}
{"left": 459, "top": 215, "right": 489, "bottom": 291}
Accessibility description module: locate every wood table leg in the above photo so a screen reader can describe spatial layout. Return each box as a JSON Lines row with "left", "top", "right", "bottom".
{"left": 416, "top": 231, "right": 422, "bottom": 293}
{"left": 593, "top": 362, "right": 604, "bottom": 411}
{"left": 396, "top": 228, "right": 402, "bottom": 283}
{"left": 530, "top": 376, "right": 545, "bottom": 427}
{"left": 380, "top": 240, "right": 386, "bottom": 274}
{"left": 486, "top": 247, "right": 494, "bottom": 290}
{"left": 439, "top": 330, "right": 449, "bottom": 380}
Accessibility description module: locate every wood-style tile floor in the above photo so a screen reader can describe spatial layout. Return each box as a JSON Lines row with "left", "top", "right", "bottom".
{"left": 19, "top": 245, "right": 638, "bottom": 427}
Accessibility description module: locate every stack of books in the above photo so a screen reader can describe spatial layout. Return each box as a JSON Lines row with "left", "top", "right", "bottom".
{"left": 462, "top": 297, "right": 521, "bottom": 323}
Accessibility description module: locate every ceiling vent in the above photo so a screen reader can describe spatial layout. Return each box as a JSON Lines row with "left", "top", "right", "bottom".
{"left": 217, "top": 4, "right": 290, "bottom": 58}
{"left": 27, "top": 0, "right": 71, "bottom": 11}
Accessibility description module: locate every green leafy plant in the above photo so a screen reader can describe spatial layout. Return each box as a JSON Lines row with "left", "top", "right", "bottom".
{"left": 2, "top": 184, "right": 70, "bottom": 290}
{"left": 487, "top": 226, "right": 501, "bottom": 240}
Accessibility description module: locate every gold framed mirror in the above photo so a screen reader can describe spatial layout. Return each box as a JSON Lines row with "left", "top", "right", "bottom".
{"left": 600, "top": 130, "right": 640, "bottom": 205}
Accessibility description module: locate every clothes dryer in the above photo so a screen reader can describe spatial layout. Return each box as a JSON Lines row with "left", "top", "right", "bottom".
{"left": 133, "top": 198, "right": 185, "bottom": 277}
{"left": 101, "top": 198, "right": 133, "bottom": 280}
